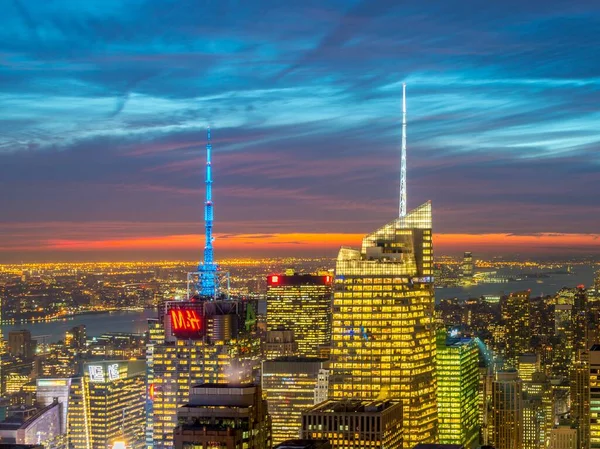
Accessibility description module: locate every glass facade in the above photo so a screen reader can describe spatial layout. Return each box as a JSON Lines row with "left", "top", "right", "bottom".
{"left": 437, "top": 334, "right": 479, "bottom": 447}
{"left": 330, "top": 202, "right": 437, "bottom": 449}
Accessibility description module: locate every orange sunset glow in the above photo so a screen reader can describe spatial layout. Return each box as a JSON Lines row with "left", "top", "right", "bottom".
{"left": 39, "top": 232, "right": 600, "bottom": 256}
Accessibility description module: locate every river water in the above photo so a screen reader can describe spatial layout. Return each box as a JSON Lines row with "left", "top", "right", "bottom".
{"left": 436, "top": 265, "right": 596, "bottom": 300}
{"left": 1, "top": 266, "right": 595, "bottom": 342}
{"left": 1, "top": 309, "right": 157, "bottom": 343}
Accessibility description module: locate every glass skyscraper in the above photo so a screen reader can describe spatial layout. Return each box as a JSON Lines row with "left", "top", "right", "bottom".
{"left": 329, "top": 201, "right": 437, "bottom": 448}
{"left": 437, "top": 332, "right": 480, "bottom": 447}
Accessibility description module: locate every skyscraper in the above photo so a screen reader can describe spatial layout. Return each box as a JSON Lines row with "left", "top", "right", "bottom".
{"left": 262, "top": 357, "right": 326, "bottom": 444}
{"left": 572, "top": 286, "right": 588, "bottom": 356}
{"left": 69, "top": 360, "right": 146, "bottom": 449}
{"left": 503, "top": 291, "right": 531, "bottom": 368}
{"left": 588, "top": 345, "right": 600, "bottom": 448}
{"left": 554, "top": 303, "right": 573, "bottom": 379}
{"left": 571, "top": 351, "right": 590, "bottom": 449}
{"left": 330, "top": 201, "right": 437, "bottom": 448}
{"left": 490, "top": 370, "right": 523, "bottom": 449}
{"left": 462, "top": 251, "right": 474, "bottom": 278}
{"left": 148, "top": 300, "right": 258, "bottom": 449}
{"left": 146, "top": 128, "right": 260, "bottom": 449}
{"left": 266, "top": 273, "right": 332, "bottom": 358}
{"left": 436, "top": 332, "right": 480, "bottom": 447}
{"left": 522, "top": 372, "right": 553, "bottom": 449}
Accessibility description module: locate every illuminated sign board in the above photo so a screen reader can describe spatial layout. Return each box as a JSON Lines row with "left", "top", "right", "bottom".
{"left": 169, "top": 308, "right": 204, "bottom": 339}
{"left": 88, "top": 363, "right": 121, "bottom": 383}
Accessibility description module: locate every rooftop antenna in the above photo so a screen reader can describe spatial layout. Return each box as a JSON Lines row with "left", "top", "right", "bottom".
{"left": 400, "top": 83, "right": 407, "bottom": 217}
{"left": 198, "top": 127, "right": 218, "bottom": 297}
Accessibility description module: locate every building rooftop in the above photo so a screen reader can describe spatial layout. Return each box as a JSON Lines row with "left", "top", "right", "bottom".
{"left": 267, "top": 356, "right": 327, "bottom": 363}
{"left": 306, "top": 399, "right": 400, "bottom": 414}
{"left": 274, "top": 440, "right": 332, "bottom": 449}
{"left": 412, "top": 445, "right": 465, "bottom": 449}
{"left": 445, "top": 337, "right": 475, "bottom": 347}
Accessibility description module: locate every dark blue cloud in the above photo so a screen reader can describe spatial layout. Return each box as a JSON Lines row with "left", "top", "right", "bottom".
{"left": 1, "top": 0, "right": 600, "bottom": 259}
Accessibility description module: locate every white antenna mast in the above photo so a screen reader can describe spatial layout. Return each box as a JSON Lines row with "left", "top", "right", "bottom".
{"left": 399, "top": 83, "right": 407, "bottom": 217}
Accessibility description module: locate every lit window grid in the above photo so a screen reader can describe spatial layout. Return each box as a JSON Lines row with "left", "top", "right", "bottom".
{"left": 266, "top": 283, "right": 332, "bottom": 358}
{"left": 330, "top": 203, "right": 437, "bottom": 449}
{"left": 262, "top": 370, "right": 321, "bottom": 444}
{"left": 437, "top": 341, "right": 479, "bottom": 447}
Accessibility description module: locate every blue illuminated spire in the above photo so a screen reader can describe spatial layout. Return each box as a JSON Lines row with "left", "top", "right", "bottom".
{"left": 198, "top": 127, "right": 218, "bottom": 297}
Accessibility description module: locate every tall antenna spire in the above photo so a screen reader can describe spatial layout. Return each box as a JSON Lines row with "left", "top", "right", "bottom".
{"left": 399, "top": 83, "right": 407, "bottom": 217}
{"left": 199, "top": 127, "right": 218, "bottom": 297}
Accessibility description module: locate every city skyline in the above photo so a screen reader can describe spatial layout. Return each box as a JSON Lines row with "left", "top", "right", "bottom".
{"left": 2, "top": 0, "right": 600, "bottom": 262}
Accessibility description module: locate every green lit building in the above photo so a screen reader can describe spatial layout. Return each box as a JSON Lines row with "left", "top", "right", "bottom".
{"left": 437, "top": 332, "right": 480, "bottom": 448}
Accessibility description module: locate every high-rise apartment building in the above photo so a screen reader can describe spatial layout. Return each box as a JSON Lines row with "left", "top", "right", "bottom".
{"left": 301, "top": 399, "right": 403, "bottom": 449}
{"left": 490, "top": 370, "right": 523, "bottom": 449}
{"left": 266, "top": 274, "right": 332, "bottom": 358}
{"left": 148, "top": 299, "right": 259, "bottom": 449}
{"left": 330, "top": 201, "right": 437, "bottom": 448}
{"left": 173, "top": 384, "right": 271, "bottom": 449}
{"left": 436, "top": 332, "right": 479, "bottom": 447}
{"left": 262, "top": 357, "right": 326, "bottom": 444}
{"left": 503, "top": 291, "right": 531, "bottom": 368}
{"left": 571, "top": 351, "right": 590, "bottom": 449}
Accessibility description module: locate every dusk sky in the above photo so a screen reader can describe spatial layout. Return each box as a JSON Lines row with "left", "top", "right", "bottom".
{"left": 2, "top": 0, "right": 600, "bottom": 262}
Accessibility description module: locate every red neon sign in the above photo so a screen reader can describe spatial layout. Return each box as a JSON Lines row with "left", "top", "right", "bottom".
{"left": 270, "top": 275, "right": 279, "bottom": 284}
{"left": 170, "top": 308, "right": 203, "bottom": 338}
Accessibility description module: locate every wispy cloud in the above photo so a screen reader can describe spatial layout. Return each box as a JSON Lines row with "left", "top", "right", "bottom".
{"left": 1, "top": 0, "right": 600, "bottom": 260}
